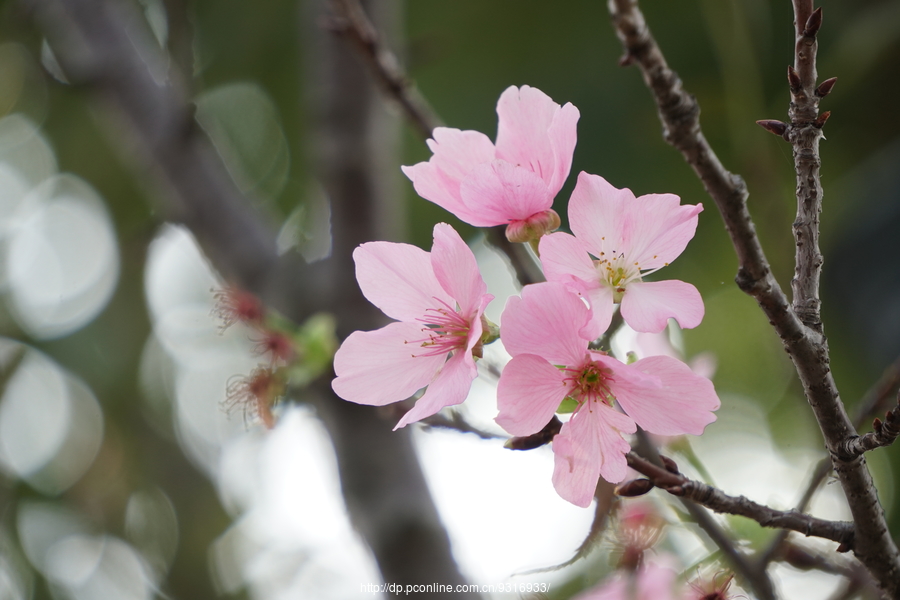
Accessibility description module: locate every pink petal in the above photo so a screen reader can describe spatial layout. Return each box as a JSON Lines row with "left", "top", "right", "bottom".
{"left": 401, "top": 128, "right": 497, "bottom": 225}
{"left": 574, "top": 560, "right": 681, "bottom": 600}
{"left": 430, "top": 223, "right": 491, "bottom": 317}
{"left": 496, "top": 354, "right": 569, "bottom": 436}
{"left": 500, "top": 282, "right": 590, "bottom": 365}
{"left": 539, "top": 232, "right": 614, "bottom": 338}
{"left": 567, "top": 172, "right": 633, "bottom": 257}
{"left": 353, "top": 241, "right": 451, "bottom": 322}
{"left": 332, "top": 322, "right": 446, "bottom": 406}
{"left": 394, "top": 350, "right": 477, "bottom": 429}
{"left": 620, "top": 280, "right": 704, "bottom": 333}
{"left": 624, "top": 193, "right": 702, "bottom": 269}
{"left": 425, "top": 127, "right": 497, "bottom": 180}
{"left": 552, "top": 405, "right": 636, "bottom": 507}
{"left": 539, "top": 232, "right": 598, "bottom": 287}
{"left": 581, "top": 285, "right": 616, "bottom": 339}
{"left": 612, "top": 355, "right": 720, "bottom": 436}
{"left": 458, "top": 160, "right": 554, "bottom": 226}
{"left": 494, "top": 85, "right": 579, "bottom": 195}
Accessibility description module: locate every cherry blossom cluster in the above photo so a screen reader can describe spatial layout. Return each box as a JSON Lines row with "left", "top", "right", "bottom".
{"left": 331, "top": 85, "right": 720, "bottom": 506}
{"left": 215, "top": 287, "right": 337, "bottom": 429}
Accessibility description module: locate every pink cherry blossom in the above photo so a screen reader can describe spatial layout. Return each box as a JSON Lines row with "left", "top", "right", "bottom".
{"left": 401, "top": 85, "right": 579, "bottom": 240}
{"left": 573, "top": 556, "right": 684, "bottom": 600}
{"left": 332, "top": 223, "right": 493, "bottom": 429}
{"left": 539, "top": 172, "right": 705, "bottom": 334}
{"left": 496, "top": 283, "right": 719, "bottom": 507}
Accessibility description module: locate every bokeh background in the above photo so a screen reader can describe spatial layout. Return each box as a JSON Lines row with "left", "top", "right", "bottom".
{"left": 0, "top": 0, "right": 898, "bottom": 598}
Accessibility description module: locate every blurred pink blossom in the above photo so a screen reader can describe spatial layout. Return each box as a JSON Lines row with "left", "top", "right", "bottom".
{"left": 496, "top": 283, "right": 719, "bottom": 506}
{"left": 332, "top": 224, "right": 493, "bottom": 429}
{"left": 402, "top": 85, "right": 578, "bottom": 241}
{"left": 573, "top": 556, "right": 684, "bottom": 600}
{"left": 540, "top": 172, "right": 704, "bottom": 335}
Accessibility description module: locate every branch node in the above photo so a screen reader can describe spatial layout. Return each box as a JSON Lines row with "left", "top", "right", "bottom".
{"left": 618, "top": 51, "right": 635, "bottom": 67}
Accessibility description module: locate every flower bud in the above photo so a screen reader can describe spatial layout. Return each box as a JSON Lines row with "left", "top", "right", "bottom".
{"left": 505, "top": 209, "right": 561, "bottom": 244}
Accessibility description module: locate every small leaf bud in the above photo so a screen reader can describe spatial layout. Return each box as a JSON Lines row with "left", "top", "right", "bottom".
{"left": 756, "top": 119, "right": 788, "bottom": 137}
{"left": 804, "top": 7, "right": 823, "bottom": 38}
{"left": 815, "top": 77, "right": 837, "bottom": 98}
{"left": 615, "top": 479, "right": 655, "bottom": 497}
{"left": 788, "top": 66, "right": 802, "bottom": 92}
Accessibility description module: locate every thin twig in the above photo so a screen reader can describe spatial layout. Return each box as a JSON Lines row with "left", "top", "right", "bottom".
{"left": 326, "top": 0, "right": 442, "bottom": 140}
{"left": 325, "top": 2, "right": 549, "bottom": 290}
{"left": 787, "top": 1, "right": 825, "bottom": 330}
{"left": 420, "top": 411, "right": 505, "bottom": 441}
{"left": 633, "top": 432, "right": 775, "bottom": 600}
{"left": 626, "top": 453, "right": 854, "bottom": 548}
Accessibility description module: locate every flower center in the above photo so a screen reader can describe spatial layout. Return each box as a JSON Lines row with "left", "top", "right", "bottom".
{"left": 407, "top": 298, "right": 471, "bottom": 358}
{"left": 593, "top": 241, "right": 668, "bottom": 301}
{"left": 562, "top": 360, "right": 615, "bottom": 410}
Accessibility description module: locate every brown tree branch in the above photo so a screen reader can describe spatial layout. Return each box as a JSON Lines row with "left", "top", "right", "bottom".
{"left": 607, "top": 1, "right": 900, "bottom": 594}
{"left": 758, "top": 355, "right": 900, "bottom": 568}
{"left": 788, "top": 1, "right": 825, "bottom": 330}
{"left": 325, "top": 0, "right": 442, "bottom": 140}
{"left": 626, "top": 453, "right": 855, "bottom": 548}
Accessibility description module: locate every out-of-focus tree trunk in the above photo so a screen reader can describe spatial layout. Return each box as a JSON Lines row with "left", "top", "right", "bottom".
{"left": 301, "top": 1, "right": 477, "bottom": 594}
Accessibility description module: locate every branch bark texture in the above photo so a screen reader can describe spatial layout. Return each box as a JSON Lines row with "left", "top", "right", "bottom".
{"left": 608, "top": 0, "right": 900, "bottom": 594}
{"left": 626, "top": 453, "right": 855, "bottom": 548}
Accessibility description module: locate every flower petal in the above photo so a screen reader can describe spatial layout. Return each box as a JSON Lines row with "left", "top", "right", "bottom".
{"left": 620, "top": 280, "right": 704, "bottom": 333}
{"left": 567, "top": 172, "right": 634, "bottom": 257}
{"left": 353, "top": 241, "right": 451, "bottom": 322}
{"left": 430, "top": 223, "right": 491, "bottom": 317}
{"left": 500, "top": 282, "right": 590, "bottom": 365}
{"left": 612, "top": 355, "right": 720, "bottom": 436}
{"left": 496, "top": 354, "right": 569, "bottom": 436}
{"left": 540, "top": 232, "right": 599, "bottom": 287}
{"left": 332, "top": 322, "right": 446, "bottom": 406}
{"left": 624, "top": 193, "right": 702, "bottom": 269}
{"left": 394, "top": 350, "right": 477, "bottom": 429}
{"left": 458, "top": 160, "right": 554, "bottom": 226}
{"left": 494, "top": 85, "right": 579, "bottom": 195}
{"left": 552, "top": 405, "right": 636, "bottom": 507}
{"left": 401, "top": 128, "right": 497, "bottom": 225}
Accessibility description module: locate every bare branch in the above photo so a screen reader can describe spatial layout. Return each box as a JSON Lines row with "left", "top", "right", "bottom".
{"left": 607, "top": 1, "right": 900, "bottom": 592}
{"left": 788, "top": 0, "right": 826, "bottom": 330}
{"left": 326, "top": 0, "right": 442, "bottom": 140}
{"left": 626, "top": 453, "right": 855, "bottom": 548}
{"left": 419, "top": 411, "right": 505, "bottom": 441}
{"left": 759, "top": 356, "right": 900, "bottom": 567}
{"left": 632, "top": 433, "right": 775, "bottom": 600}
